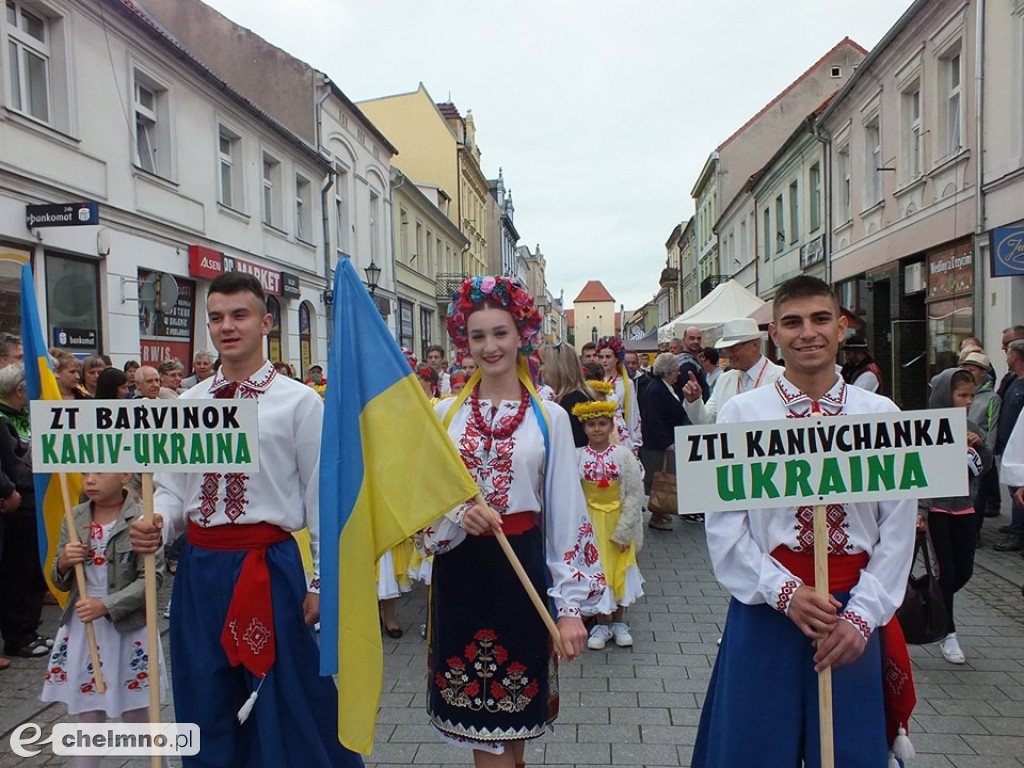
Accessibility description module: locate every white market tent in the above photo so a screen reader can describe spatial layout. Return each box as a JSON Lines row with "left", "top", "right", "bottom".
{"left": 658, "top": 279, "right": 767, "bottom": 343}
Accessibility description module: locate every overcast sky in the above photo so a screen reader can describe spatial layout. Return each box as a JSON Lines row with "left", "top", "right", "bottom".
{"left": 202, "top": 0, "right": 906, "bottom": 313}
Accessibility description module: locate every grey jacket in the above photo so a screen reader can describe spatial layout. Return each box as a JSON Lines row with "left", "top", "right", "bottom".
{"left": 52, "top": 495, "right": 164, "bottom": 633}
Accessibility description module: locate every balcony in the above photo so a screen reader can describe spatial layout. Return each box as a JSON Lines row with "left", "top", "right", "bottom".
{"left": 659, "top": 267, "right": 680, "bottom": 287}
{"left": 700, "top": 274, "right": 732, "bottom": 298}
{"left": 436, "top": 273, "right": 469, "bottom": 300}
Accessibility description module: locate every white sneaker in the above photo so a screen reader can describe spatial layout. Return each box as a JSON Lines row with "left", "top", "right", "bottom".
{"left": 940, "top": 633, "right": 965, "bottom": 664}
{"left": 162, "top": 602, "right": 171, "bottom": 619}
{"left": 587, "top": 624, "right": 613, "bottom": 650}
{"left": 610, "top": 622, "right": 633, "bottom": 647}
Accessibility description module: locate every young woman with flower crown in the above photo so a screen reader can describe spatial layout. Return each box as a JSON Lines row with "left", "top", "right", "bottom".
{"left": 595, "top": 336, "right": 642, "bottom": 454}
{"left": 415, "top": 276, "right": 606, "bottom": 768}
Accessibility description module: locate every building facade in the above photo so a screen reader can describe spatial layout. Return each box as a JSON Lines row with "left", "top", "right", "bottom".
{"left": 2, "top": 0, "right": 330, "bottom": 374}
{"left": 573, "top": 280, "right": 618, "bottom": 342}
{"left": 486, "top": 170, "right": 518, "bottom": 276}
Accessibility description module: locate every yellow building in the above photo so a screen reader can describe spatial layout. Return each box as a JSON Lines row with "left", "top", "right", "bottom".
{"left": 358, "top": 84, "right": 488, "bottom": 278}
{"left": 573, "top": 281, "right": 619, "bottom": 343}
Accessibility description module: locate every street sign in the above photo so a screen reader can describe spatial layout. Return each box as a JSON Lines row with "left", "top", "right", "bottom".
{"left": 30, "top": 399, "right": 260, "bottom": 473}
{"left": 26, "top": 202, "right": 99, "bottom": 229}
{"left": 675, "top": 408, "right": 968, "bottom": 512}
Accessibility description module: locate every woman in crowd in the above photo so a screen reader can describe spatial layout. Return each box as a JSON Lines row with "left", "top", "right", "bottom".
{"left": 78, "top": 355, "right": 106, "bottom": 398}
{"left": 640, "top": 353, "right": 689, "bottom": 531}
{"left": 50, "top": 349, "right": 90, "bottom": 401}
{"left": 539, "top": 342, "right": 596, "bottom": 448}
{"left": 95, "top": 367, "right": 130, "bottom": 400}
{"left": 416, "top": 275, "right": 604, "bottom": 768}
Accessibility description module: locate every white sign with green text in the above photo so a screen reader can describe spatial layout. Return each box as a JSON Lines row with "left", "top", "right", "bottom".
{"left": 675, "top": 408, "right": 968, "bottom": 512}
{"left": 30, "top": 400, "right": 260, "bottom": 473}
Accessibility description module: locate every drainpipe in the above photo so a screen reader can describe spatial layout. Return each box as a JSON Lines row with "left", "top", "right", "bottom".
{"left": 388, "top": 169, "right": 408, "bottom": 339}
{"left": 812, "top": 117, "right": 833, "bottom": 287}
{"left": 316, "top": 80, "right": 335, "bottom": 345}
{"left": 973, "top": 0, "right": 986, "bottom": 341}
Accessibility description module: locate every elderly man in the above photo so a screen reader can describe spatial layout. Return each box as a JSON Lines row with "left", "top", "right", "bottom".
{"left": 181, "top": 349, "right": 215, "bottom": 390}
{"left": 133, "top": 365, "right": 162, "bottom": 399}
{"left": 682, "top": 318, "right": 783, "bottom": 425}
{"left": 0, "top": 363, "right": 50, "bottom": 659}
{"left": 0, "top": 333, "right": 23, "bottom": 369}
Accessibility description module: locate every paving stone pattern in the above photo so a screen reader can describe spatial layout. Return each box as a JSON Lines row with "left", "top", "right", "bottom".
{"left": 2, "top": 510, "right": 1022, "bottom": 767}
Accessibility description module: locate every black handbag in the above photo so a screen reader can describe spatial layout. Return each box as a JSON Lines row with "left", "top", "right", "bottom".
{"left": 896, "top": 531, "right": 949, "bottom": 645}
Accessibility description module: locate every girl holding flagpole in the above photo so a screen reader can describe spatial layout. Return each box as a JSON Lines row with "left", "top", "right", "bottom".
{"left": 416, "top": 276, "right": 605, "bottom": 768}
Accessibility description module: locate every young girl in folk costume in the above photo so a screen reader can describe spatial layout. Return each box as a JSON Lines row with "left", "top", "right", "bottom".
{"left": 595, "top": 336, "right": 641, "bottom": 453}
{"left": 919, "top": 369, "right": 992, "bottom": 664}
{"left": 42, "top": 472, "right": 167, "bottom": 768}
{"left": 571, "top": 401, "right": 645, "bottom": 650}
{"left": 416, "top": 275, "right": 606, "bottom": 768}
{"left": 416, "top": 362, "right": 441, "bottom": 402}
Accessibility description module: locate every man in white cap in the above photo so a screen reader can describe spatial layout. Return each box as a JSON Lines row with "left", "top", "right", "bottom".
{"left": 682, "top": 317, "right": 782, "bottom": 425}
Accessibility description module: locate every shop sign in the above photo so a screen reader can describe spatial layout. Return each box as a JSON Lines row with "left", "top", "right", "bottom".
{"left": 26, "top": 202, "right": 99, "bottom": 229}
{"left": 927, "top": 244, "right": 973, "bottom": 300}
{"left": 281, "top": 271, "right": 302, "bottom": 299}
{"left": 138, "top": 268, "right": 195, "bottom": 367}
{"left": 52, "top": 327, "right": 97, "bottom": 350}
{"left": 223, "top": 255, "right": 281, "bottom": 295}
{"left": 990, "top": 226, "right": 1024, "bottom": 277}
{"left": 800, "top": 235, "right": 825, "bottom": 269}
{"left": 188, "top": 245, "right": 224, "bottom": 279}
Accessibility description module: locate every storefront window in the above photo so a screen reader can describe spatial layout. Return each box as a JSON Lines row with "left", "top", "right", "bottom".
{"left": 267, "top": 296, "right": 282, "bottom": 363}
{"left": 47, "top": 252, "right": 101, "bottom": 355}
{"left": 137, "top": 268, "right": 195, "bottom": 367}
{"left": 925, "top": 241, "right": 974, "bottom": 380}
{"left": 299, "top": 301, "right": 313, "bottom": 376}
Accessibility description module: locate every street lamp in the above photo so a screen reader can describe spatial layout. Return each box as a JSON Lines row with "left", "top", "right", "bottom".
{"left": 364, "top": 261, "right": 381, "bottom": 296}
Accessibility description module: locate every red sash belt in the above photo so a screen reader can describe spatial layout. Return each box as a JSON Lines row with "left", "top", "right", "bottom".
{"left": 480, "top": 511, "right": 537, "bottom": 537}
{"left": 770, "top": 545, "right": 915, "bottom": 747}
{"left": 188, "top": 521, "right": 290, "bottom": 678}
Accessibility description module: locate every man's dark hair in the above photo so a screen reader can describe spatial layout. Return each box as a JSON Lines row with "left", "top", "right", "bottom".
{"left": 772, "top": 275, "right": 840, "bottom": 322}
{"left": 425, "top": 344, "right": 445, "bottom": 358}
{"left": 209, "top": 272, "right": 267, "bottom": 311}
{"left": 702, "top": 347, "right": 720, "bottom": 366}
{"left": 580, "top": 341, "right": 597, "bottom": 353}
{"left": 950, "top": 369, "right": 975, "bottom": 392}
{"left": 1003, "top": 325, "right": 1024, "bottom": 337}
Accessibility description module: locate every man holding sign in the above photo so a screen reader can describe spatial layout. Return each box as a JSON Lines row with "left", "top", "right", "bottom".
{"left": 691, "top": 276, "right": 917, "bottom": 768}
{"left": 130, "top": 273, "right": 361, "bottom": 768}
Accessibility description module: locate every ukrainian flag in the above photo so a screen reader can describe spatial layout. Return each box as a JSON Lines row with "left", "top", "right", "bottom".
{"left": 20, "top": 263, "right": 80, "bottom": 609}
{"left": 319, "top": 258, "right": 479, "bottom": 754}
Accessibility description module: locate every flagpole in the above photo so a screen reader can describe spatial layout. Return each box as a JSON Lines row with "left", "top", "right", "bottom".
{"left": 813, "top": 503, "right": 835, "bottom": 768}
{"left": 141, "top": 474, "right": 162, "bottom": 768}
{"left": 58, "top": 473, "right": 105, "bottom": 694}
{"left": 478, "top": 495, "right": 569, "bottom": 659}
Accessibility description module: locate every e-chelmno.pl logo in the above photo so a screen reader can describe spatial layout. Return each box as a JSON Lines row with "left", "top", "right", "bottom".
{"left": 8, "top": 722, "right": 200, "bottom": 758}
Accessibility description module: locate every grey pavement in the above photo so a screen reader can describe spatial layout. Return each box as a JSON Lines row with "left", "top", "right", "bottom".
{"left": 2, "top": 509, "right": 1023, "bottom": 767}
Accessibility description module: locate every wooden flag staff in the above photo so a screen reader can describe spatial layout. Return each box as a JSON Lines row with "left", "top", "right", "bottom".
{"left": 58, "top": 473, "right": 105, "bottom": 694}
{"left": 813, "top": 503, "right": 835, "bottom": 768}
{"left": 477, "top": 495, "right": 569, "bottom": 659}
{"left": 141, "top": 474, "right": 162, "bottom": 768}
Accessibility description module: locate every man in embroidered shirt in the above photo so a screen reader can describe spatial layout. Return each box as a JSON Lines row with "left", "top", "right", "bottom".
{"left": 681, "top": 317, "right": 782, "bottom": 425}
{"left": 691, "top": 275, "right": 916, "bottom": 768}
{"left": 130, "top": 273, "right": 361, "bottom": 768}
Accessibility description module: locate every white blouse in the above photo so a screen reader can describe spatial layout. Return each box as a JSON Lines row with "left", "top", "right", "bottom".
{"left": 416, "top": 395, "right": 606, "bottom": 618}
{"left": 705, "top": 375, "right": 916, "bottom": 641}
{"left": 608, "top": 375, "right": 642, "bottom": 450}
{"left": 153, "top": 362, "right": 324, "bottom": 591}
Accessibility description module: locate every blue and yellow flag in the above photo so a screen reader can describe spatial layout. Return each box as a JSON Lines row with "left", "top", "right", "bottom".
{"left": 20, "top": 263, "right": 80, "bottom": 608}
{"left": 319, "top": 258, "right": 479, "bottom": 754}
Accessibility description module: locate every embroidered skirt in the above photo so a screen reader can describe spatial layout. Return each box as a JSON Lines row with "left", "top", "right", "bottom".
{"left": 428, "top": 523, "right": 558, "bottom": 747}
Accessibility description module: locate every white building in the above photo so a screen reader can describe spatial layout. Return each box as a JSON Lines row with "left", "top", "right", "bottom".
{"left": 1, "top": 0, "right": 331, "bottom": 373}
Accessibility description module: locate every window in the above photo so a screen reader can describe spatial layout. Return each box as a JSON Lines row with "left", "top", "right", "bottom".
{"left": 398, "top": 298, "right": 414, "bottom": 350}
{"left": 809, "top": 163, "right": 822, "bottom": 231}
{"left": 218, "top": 125, "right": 241, "bottom": 209}
{"left": 7, "top": 0, "right": 49, "bottom": 121}
{"left": 837, "top": 144, "right": 851, "bottom": 221}
{"left": 334, "top": 166, "right": 350, "bottom": 255}
{"left": 775, "top": 195, "right": 784, "bottom": 252}
{"left": 864, "top": 115, "right": 881, "bottom": 206}
{"left": 943, "top": 50, "right": 962, "bottom": 156}
{"left": 262, "top": 152, "right": 281, "bottom": 227}
{"left": 902, "top": 84, "right": 922, "bottom": 179}
{"left": 788, "top": 181, "right": 799, "bottom": 243}
{"left": 369, "top": 190, "right": 381, "bottom": 262}
{"left": 830, "top": 65, "right": 842, "bottom": 78}
{"left": 295, "top": 174, "right": 312, "bottom": 242}
{"left": 763, "top": 208, "right": 771, "bottom": 260}
{"left": 419, "top": 307, "right": 433, "bottom": 358}
{"left": 132, "top": 69, "right": 170, "bottom": 177}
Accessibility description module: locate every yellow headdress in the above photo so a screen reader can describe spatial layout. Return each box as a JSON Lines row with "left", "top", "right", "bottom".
{"left": 586, "top": 379, "right": 613, "bottom": 396}
{"left": 571, "top": 400, "right": 618, "bottom": 421}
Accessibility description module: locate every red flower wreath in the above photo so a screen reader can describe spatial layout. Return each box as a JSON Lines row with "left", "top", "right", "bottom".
{"left": 596, "top": 336, "right": 626, "bottom": 363}
{"left": 446, "top": 276, "right": 543, "bottom": 354}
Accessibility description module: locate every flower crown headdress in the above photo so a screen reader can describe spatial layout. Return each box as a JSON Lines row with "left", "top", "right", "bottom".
{"left": 596, "top": 336, "right": 626, "bottom": 363}
{"left": 446, "top": 276, "right": 543, "bottom": 355}
{"left": 587, "top": 379, "right": 614, "bottom": 396}
{"left": 572, "top": 400, "right": 618, "bottom": 421}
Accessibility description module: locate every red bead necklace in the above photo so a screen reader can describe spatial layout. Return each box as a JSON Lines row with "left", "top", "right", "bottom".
{"left": 469, "top": 384, "right": 531, "bottom": 451}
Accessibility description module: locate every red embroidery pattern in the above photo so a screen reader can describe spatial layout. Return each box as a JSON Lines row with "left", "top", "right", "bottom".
{"left": 883, "top": 655, "right": 910, "bottom": 696}
{"left": 794, "top": 505, "right": 850, "bottom": 554}
{"left": 581, "top": 446, "right": 620, "bottom": 486}
{"left": 839, "top": 610, "right": 872, "bottom": 641}
{"left": 458, "top": 400, "right": 521, "bottom": 512}
{"left": 434, "top": 629, "right": 539, "bottom": 713}
{"left": 222, "top": 473, "right": 248, "bottom": 522}
{"left": 776, "top": 579, "right": 799, "bottom": 614}
{"left": 198, "top": 473, "right": 220, "bottom": 526}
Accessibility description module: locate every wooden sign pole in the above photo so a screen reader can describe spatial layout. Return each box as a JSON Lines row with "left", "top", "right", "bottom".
{"left": 141, "top": 474, "right": 162, "bottom": 768}
{"left": 813, "top": 503, "right": 835, "bottom": 768}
